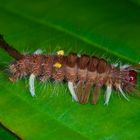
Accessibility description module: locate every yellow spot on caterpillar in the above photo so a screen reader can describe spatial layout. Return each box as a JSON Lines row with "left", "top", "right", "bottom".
{"left": 57, "top": 50, "right": 64, "bottom": 56}
{"left": 53, "top": 62, "right": 62, "bottom": 68}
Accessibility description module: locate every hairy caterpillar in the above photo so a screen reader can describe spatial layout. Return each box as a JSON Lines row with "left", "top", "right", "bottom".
{"left": 0, "top": 35, "right": 140, "bottom": 105}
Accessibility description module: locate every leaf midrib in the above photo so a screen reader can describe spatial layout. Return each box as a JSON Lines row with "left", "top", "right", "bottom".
{"left": 0, "top": 6, "right": 136, "bottom": 64}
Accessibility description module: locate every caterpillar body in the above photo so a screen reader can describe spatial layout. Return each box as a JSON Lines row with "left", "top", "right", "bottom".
{"left": 0, "top": 35, "right": 140, "bottom": 105}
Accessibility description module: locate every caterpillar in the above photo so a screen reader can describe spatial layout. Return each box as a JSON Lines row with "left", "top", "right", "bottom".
{"left": 0, "top": 35, "right": 140, "bottom": 105}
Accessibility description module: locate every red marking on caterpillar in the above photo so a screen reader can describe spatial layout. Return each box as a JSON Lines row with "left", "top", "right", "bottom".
{"left": 0, "top": 35, "right": 140, "bottom": 105}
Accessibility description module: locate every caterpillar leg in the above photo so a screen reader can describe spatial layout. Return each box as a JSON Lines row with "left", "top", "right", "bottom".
{"left": 92, "top": 85, "right": 101, "bottom": 104}
{"left": 68, "top": 81, "right": 78, "bottom": 102}
{"left": 34, "top": 49, "right": 43, "bottom": 54}
{"left": 29, "top": 73, "right": 36, "bottom": 97}
{"left": 104, "top": 84, "right": 112, "bottom": 105}
{"left": 75, "top": 81, "right": 84, "bottom": 102}
{"left": 80, "top": 82, "right": 92, "bottom": 104}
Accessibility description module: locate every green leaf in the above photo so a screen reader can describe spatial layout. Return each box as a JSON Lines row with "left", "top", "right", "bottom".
{"left": 0, "top": 0, "right": 140, "bottom": 139}
{"left": 0, "top": 124, "right": 20, "bottom": 140}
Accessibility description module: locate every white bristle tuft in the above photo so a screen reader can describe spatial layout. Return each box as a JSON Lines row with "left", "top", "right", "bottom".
{"left": 118, "top": 85, "right": 129, "bottom": 101}
{"left": 29, "top": 74, "right": 36, "bottom": 97}
{"left": 68, "top": 81, "right": 78, "bottom": 102}
{"left": 34, "top": 49, "right": 43, "bottom": 54}
{"left": 104, "top": 85, "right": 112, "bottom": 105}
{"left": 112, "top": 63, "right": 118, "bottom": 67}
{"left": 120, "top": 64, "right": 130, "bottom": 70}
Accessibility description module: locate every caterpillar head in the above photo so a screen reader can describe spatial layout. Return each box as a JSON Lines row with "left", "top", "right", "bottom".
{"left": 124, "top": 70, "right": 137, "bottom": 91}
{"left": 122, "top": 66, "right": 138, "bottom": 92}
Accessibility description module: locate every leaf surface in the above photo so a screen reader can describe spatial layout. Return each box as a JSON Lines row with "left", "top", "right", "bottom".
{"left": 0, "top": 0, "right": 140, "bottom": 139}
